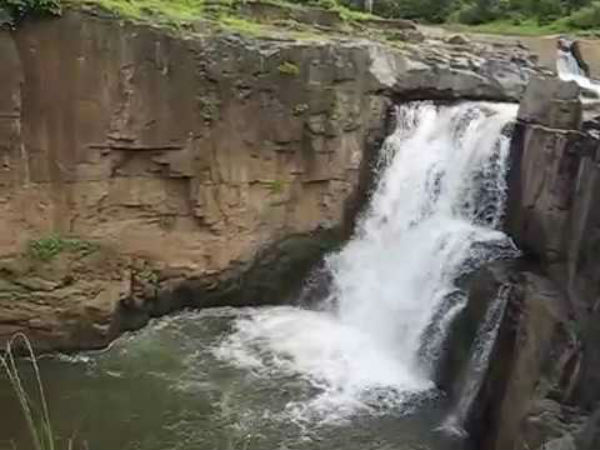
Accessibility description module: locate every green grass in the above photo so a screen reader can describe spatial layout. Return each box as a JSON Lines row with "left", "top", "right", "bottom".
{"left": 66, "top": 0, "right": 208, "bottom": 24}
{"left": 246, "top": 0, "right": 375, "bottom": 22}
{"left": 261, "top": 179, "right": 285, "bottom": 194}
{"left": 63, "top": 0, "right": 382, "bottom": 35}
{"left": 445, "top": 18, "right": 561, "bottom": 36}
{"left": 218, "top": 14, "right": 272, "bottom": 35}
{"left": 330, "top": 3, "right": 375, "bottom": 22}
{"left": 0, "top": 334, "right": 61, "bottom": 450}
{"left": 27, "top": 235, "right": 98, "bottom": 262}
{"left": 446, "top": 16, "right": 600, "bottom": 37}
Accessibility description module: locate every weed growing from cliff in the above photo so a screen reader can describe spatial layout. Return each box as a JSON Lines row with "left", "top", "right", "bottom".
{"left": 27, "top": 236, "right": 98, "bottom": 262}
{"left": 278, "top": 61, "right": 300, "bottom": 76}
{"left": 262, "top": 179, "right": 285, "bottom": 194}
{"left": 0, "top": 333, "right": 58, "bottom": 450}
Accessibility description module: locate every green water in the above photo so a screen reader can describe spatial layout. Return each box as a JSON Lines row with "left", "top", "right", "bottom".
{"left": 0, "top": 307, "right": 461, "bottom": 450}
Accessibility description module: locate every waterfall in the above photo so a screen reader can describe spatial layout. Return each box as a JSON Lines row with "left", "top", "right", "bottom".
{"left": 440, "top": 285, "right": 511, "bottom": 437}
{"left": 557, "top": 48, "right": 600, "bottom": 98}
{"left": 216, "top": 102, "right": 518, "bottom": 424}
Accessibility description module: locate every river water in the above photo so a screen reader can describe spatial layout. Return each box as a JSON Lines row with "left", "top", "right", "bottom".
{"left": 0, "top": 102, "right": 517, "bottom": 450}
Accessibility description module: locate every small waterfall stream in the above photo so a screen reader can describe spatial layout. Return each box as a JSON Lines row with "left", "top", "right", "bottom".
{"left": 557, "top": 48, "right": 600, "bottom": 98}
{"left": 440, "top": 285, "right": 511, "bottom": 437}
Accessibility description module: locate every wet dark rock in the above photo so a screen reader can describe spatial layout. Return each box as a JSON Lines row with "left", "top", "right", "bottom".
{"left": 451, "top": 261, "right": 577, "bottom": 450}
{"left": 517, "top": 77, "right": 582, "bottom": 129}
{"left": 576, "top": 407, "right": 600, "bottom": 450}
{"left": 437, "top": 260, "right": 520, "bottom": 399}
{"left": 468, "top": 76, "right": 600, "bottom": 450}
{"left": 110, "top": 228, "right": 345, "bottom": 339}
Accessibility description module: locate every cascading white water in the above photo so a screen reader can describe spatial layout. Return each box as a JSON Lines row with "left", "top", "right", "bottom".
{"left": 216, "top": 102, "right": 518, "bottom": 424}
{"left": 557, "top": 48, "right": 600, "bottom": 98}
{"left": 440, "top": 285, "right": 511, "bottom": 436}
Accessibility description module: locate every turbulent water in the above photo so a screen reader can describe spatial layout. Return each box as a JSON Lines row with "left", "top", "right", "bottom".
{"left": 0, "top": 102, "right": 517, "bottom": 450}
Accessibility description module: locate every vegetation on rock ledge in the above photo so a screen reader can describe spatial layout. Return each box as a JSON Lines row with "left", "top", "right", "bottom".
{"left": 278, "top": 61, "right": 300, "bottom": 76}
{"left": 27, "top": 235, "right": 98, "bottom": 262}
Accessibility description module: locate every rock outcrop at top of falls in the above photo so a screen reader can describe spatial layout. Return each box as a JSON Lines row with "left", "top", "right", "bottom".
{"left": 0, "top": 9, "right": 546, "bottom": 351}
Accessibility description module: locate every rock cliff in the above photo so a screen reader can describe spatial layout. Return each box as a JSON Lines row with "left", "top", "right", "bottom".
{"left": 0, "top": 9, "right": 544, "bottom": 351}
{"left": 453, "top": 77, "right": 600, "bottom": 450}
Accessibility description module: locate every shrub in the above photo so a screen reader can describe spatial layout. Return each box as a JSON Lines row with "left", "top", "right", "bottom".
{"left": 27, "top": 235, "right": 98, "bottom": 262}
{"left": 565, "top": 1, "right": 600, "bottom": 28}
{"left": 313, "top": 0, "right": 338, "bottom": 9}
{"left": 452, "top": 0, "right": 500, "bottom": 24}
{"left": 534, "top": 0, "right": 563, "bottom": 24}
{"left": 262, "top": 179, "right": 285, "bottom": 194}
{"left": 1, "top": 0, "right": 61, "bottom": 26}
{"left": 278, "top": 61, "right": 300, "bottom": 76}
{"left": 370, "top": 0, "right": 455, "bottom": 22}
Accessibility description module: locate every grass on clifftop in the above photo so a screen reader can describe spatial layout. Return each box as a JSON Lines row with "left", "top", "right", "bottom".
{"left": 67, "top": 0, "right": 207, "bottom": 23}
{"left": 60, "top": 0, "right": 381, "bottom": 38}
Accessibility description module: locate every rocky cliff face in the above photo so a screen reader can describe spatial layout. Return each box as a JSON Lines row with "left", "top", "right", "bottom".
{"left": 0, "top": 10, "right": 544, "bottom": 351}
{"left": 454, "top": 77, "right": 600, "bottom": 450}
{"left": 507, "top": 78, "right": 600, "bottom": 415}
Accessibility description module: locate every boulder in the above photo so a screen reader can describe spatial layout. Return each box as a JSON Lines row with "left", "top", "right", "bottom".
{"left": 517, "top": 77, "right": 582, "bottom": 129}
{"left": 497, "top": 74, "right": 600, "bottom": 450}
{"left": 446, "top": 34, "right": 470, "bottom": 46}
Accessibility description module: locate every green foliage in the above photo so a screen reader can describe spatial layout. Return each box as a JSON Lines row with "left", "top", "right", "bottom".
{"left": 372, "top": 0, "right": 454, "bottom": 22}
{"left": 278, "top": 61, "right": 300, "bottom": 75}
{"left": 73, "top": 0, "right": 206, "bottom": 24}
{"left": 1, "top": 0, "right": 61, "bottom": 26}
{"left": 451, "top": 17, "right": 557, "bottom": 34}
{"left": 262, "top": 179, "right": 285, "bottom": 194}
{"left": 452, "top": 0, "right": 599, "bottom": 29}
{"left": 137, "top": 266, "right": 159, "bottom": 285}
{"left": 313, "top": 0, "right": 338, "bottom": 9}
{"left": 5, "top": 0, "right": 599, "bottom": 36}
{"left": 452, "top": 2, "right": 496, "bottom": 24}
{"left": 564, "top": 1, "right": 600, "bottom": 28}
{"left": 340, "top": 0, "right": 600, "bottom": 30}
{"left": 27, "top": 235, "right": 98, "bottom": 262}
{"left": 218, "top": 15, "right": 269, "bottom": 35}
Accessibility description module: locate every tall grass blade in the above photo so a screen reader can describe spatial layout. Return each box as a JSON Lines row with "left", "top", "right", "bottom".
{"left": 0, "top": 333, "right": 55, "bottom": 450}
